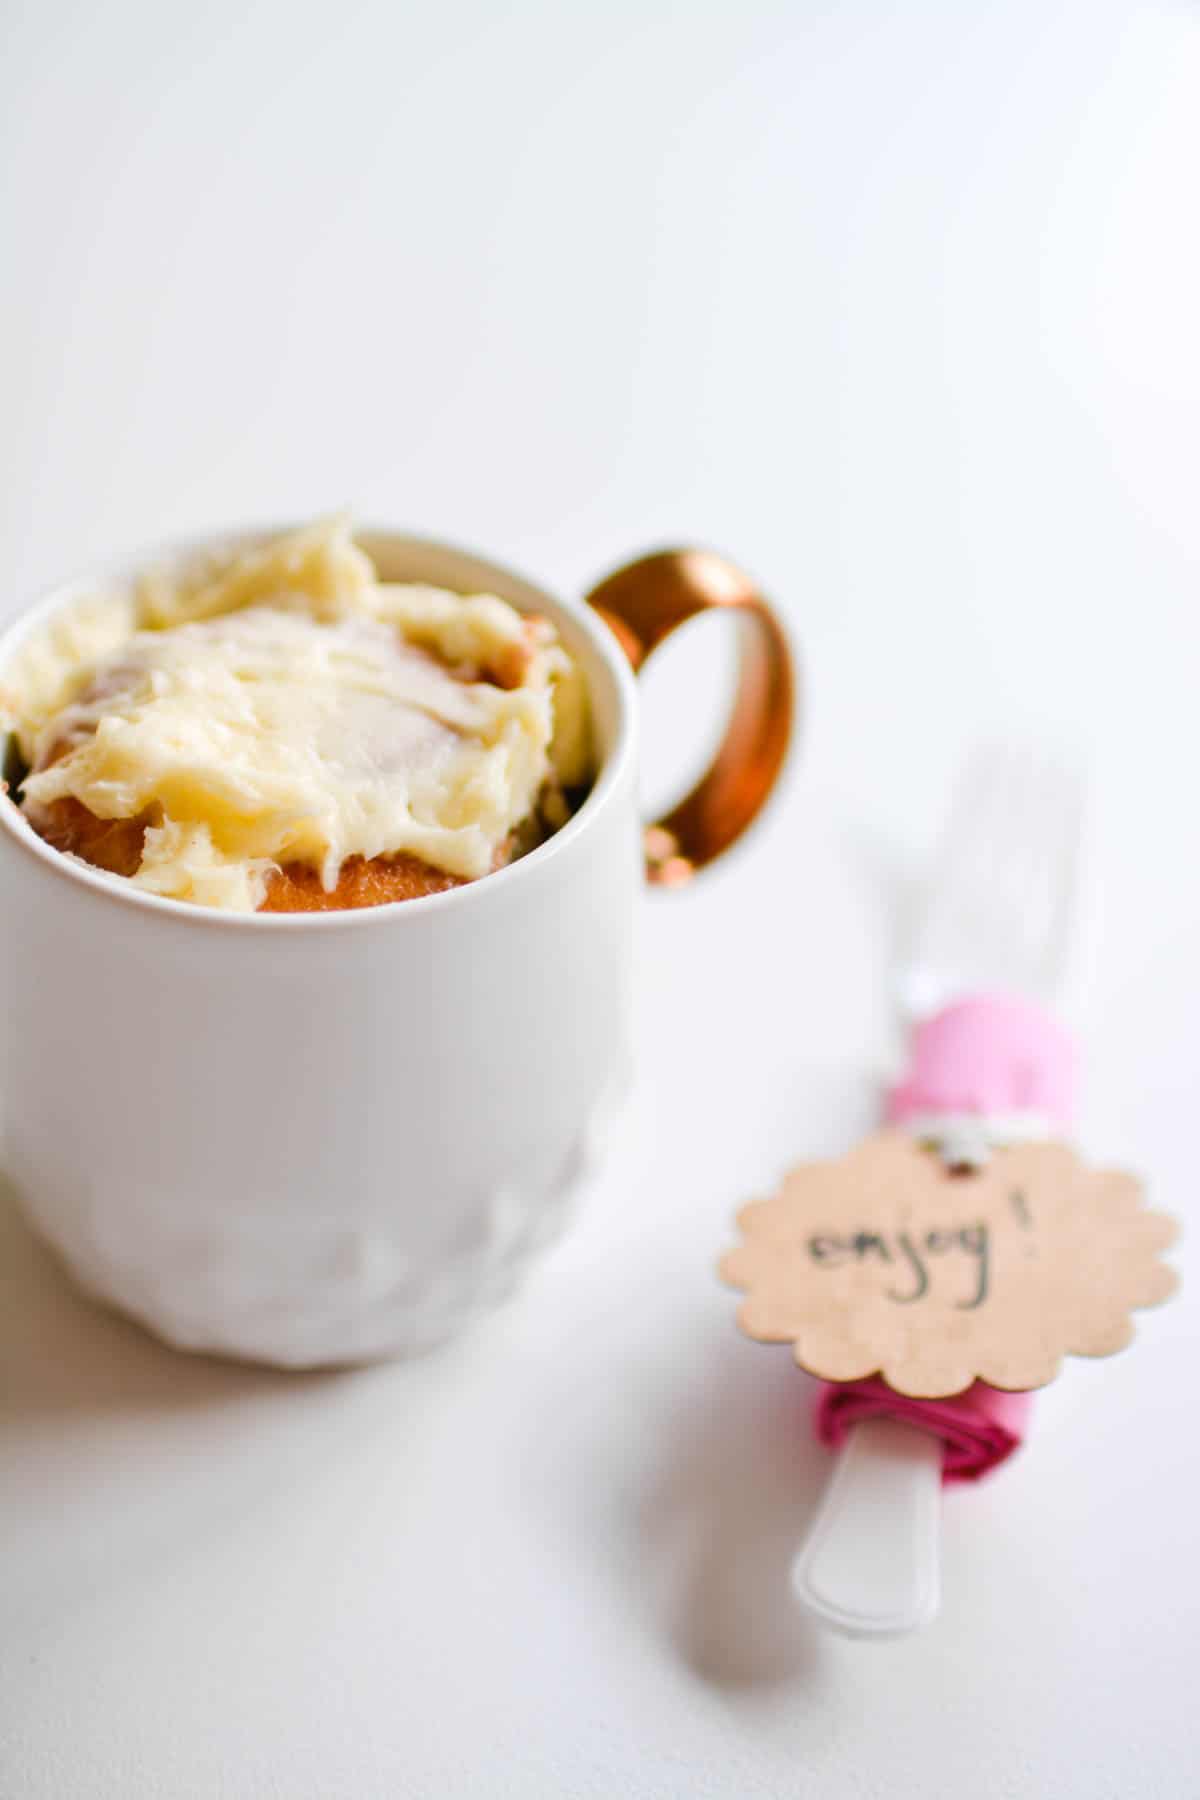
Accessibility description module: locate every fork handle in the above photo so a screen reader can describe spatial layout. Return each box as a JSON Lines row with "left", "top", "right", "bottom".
{"left": 791, "top": 994, "right": 1074, "bottom": 1638}
{"left": 791, "top": 1418, "right": 943, "bottom": 1638}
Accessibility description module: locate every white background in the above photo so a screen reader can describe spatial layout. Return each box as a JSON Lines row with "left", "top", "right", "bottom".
{"left": 2, "top": 2, "right": 1199, "bottom": 1795}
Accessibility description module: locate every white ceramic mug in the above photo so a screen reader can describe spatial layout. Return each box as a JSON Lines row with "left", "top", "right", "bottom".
{"left": 0, "top": 528, "right": 793, "bottom": 1366}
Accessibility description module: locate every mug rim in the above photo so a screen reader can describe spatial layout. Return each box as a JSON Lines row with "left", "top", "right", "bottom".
{"left": 0, "top": 522, "right": 639, "bottom": 932}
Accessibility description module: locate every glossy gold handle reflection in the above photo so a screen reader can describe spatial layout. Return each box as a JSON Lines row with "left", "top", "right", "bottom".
{"left": 586, "top": 549, "right": 796, "bottom": 886}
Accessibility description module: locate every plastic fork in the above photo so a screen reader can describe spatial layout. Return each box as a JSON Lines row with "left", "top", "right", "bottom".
{"left": 896, "top": 744, "right": 1083, "bottom": 1022}
{"left": 791, "top": 743, "right": 1085, "bottom": 1638}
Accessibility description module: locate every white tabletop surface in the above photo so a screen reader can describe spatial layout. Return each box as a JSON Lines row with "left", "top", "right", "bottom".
{"left": 3, "top": 3, "right": 1199, "bottom": 1794}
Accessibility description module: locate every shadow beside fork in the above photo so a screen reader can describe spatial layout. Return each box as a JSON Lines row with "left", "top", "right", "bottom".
{"left": 635, "top": 1336, "right": 832, "bottom": 1689}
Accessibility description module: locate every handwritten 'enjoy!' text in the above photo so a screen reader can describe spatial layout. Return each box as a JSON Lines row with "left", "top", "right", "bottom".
{"left": 807, "top": 1223, "right": 990, "bottom": 1309}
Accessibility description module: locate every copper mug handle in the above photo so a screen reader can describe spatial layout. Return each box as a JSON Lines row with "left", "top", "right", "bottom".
{"left": 586, "top": 549, "right": 796, "bottom": 886}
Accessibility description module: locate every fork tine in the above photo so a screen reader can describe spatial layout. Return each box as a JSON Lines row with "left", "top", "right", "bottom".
{"left": 898, "top": 741, "right": 1084, "bottom": 1021}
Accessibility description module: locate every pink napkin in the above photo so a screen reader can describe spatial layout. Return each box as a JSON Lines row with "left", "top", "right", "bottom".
{"left": 814, "top": 994, "right": 1075, "bottom": 1483}
{"left": 815, "top": 1378, "right": 1032, "bottom": 1484}
{"left": 887, "top": 993, "right": 1076, "bottom": 1130}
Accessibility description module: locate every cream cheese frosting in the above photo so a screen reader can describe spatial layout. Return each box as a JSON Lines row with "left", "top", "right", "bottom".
{"left": 3, "top": 519, "right": 591, "bottom": 912}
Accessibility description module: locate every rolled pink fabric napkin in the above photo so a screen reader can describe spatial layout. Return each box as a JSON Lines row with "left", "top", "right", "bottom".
{"left": 815, "top": 1378, "right": 1032, "bottom": 1484}
{"left": 886, "top": 992, "right": 1076, "bottom": 1129}
{"left": 815, "top": 993, "right": 1074, "bottom": 1482}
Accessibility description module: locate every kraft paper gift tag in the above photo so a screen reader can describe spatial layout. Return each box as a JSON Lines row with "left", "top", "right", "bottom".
{"left": 720, "top": 1131, "right": 1178, "bottom": 1400}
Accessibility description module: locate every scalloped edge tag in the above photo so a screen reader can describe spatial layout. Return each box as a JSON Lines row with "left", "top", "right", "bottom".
{"left": 719, "top": 1132, "right": 1179, "bottom": 1399}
